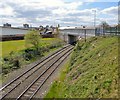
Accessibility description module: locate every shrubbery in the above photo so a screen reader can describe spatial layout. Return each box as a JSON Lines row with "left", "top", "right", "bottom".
{"left": 1, "top": 31, "right": 64, "bottom": 75}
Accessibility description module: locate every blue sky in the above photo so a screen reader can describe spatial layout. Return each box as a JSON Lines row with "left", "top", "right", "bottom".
{"left": 0, "top": 0, "right": 119, "bottom": 27}
{"left": 80, "top": 2, "right": 118, "bottom": 10}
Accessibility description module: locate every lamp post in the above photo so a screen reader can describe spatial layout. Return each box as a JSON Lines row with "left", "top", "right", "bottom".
{"left": 92, "top": 10, "right": 96, "bottom": 28}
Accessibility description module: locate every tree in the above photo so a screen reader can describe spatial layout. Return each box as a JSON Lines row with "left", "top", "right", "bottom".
{"left": 25, "top": 30, "right": 41, "bottom": 50}
{"left": 100, "top": 21, "right": 110, "bottom": 28}
{"left": 100, "top": 21, "right": 110, "bottom": 35}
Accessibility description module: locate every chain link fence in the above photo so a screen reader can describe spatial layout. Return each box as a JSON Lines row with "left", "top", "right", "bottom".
{"left": 95, "top": 26, "right": 120, "bottom": 36}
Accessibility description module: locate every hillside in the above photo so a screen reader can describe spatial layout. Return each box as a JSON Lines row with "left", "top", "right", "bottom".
{"left": 45, "top": 36, "right": 119, "bottom": 98}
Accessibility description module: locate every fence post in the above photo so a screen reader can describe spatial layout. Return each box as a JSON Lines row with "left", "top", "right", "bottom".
{"left": 83, "top": 26, "right": 86, "bottom": 42}
{"left": 116, "top": 26, "right": 117, "bottom": 35}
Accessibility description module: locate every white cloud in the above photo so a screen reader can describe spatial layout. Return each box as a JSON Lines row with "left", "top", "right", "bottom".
{"left": 0, "top": 0, "right": 83, "bottom": 26}
{"left": 1, "top": 17, "right": 28, "bottom": 27}
{"left": 49, "top": 1, "right": 83, "bottom": 16}
{"left": 52, "top": 8, "right": 68, "bottom": 16}
{"left": 0, "top": 0, "right": 118, "bottom": 27}
{"left": 98, "top": 17, "right": 118, "bottom": 25}
{"left": 0, "top": 3, "right": 17, "bottom": 16}
{"left": 1, "top": 0, "right": 82, "bottom": 11}
{"left": 101, "top": 6, "right": 118, "bottom": 15}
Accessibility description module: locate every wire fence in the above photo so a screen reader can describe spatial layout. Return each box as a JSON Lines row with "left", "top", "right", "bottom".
{"left": 96, "top": 26, "right": 120, "bottom": 36}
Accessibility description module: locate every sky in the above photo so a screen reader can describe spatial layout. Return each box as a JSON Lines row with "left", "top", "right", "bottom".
{"left": 0, "top": 0, "right": 119, "bottom": 27}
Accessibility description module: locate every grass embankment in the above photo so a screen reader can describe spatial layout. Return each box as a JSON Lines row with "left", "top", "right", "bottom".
{"left": 0, "top": 38, "right": 64, "bottom": 81}
{"left": 45, "top": 36, "right": 119, "bottom": 98}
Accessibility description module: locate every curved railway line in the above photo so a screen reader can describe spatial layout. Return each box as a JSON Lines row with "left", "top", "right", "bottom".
{"left": 0, "top": 44, "right": 74, "bottom": 99}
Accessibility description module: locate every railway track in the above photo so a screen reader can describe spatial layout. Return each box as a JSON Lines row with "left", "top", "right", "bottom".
{"left": 0, "top": 44, "right": 74, "bottom": 99}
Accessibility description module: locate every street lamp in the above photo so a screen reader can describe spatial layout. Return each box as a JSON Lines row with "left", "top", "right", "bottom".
{"left": 92, "top": 10, "right": 96, "bottom": 28}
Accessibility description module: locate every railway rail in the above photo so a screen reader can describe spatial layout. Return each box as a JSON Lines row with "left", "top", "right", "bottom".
{"left": 0, "top": 44, "right": 74, "bottom": 99}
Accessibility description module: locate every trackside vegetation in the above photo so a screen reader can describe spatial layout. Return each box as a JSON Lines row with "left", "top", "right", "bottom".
{"left": 25, "top": 30, "right": 40, "bottom": 50}
{"left": 45, "top": 36, "right": 119, "bottom": 98}
{"left": 0, "top": 31, "right": 65, "bottom": 79}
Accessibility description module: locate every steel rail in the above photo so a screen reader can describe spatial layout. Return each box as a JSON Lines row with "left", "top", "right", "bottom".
{"left": 0, "top": 44, "right": 71, "bottom": 99}
{"left": 0, "top": 44, "right": 70, "bottom": 91}
{"left": 30, "top": 50, "right": 73, "bottom": 99}
{"left": 16, "top": 47, "right": 73, "bottom": 100}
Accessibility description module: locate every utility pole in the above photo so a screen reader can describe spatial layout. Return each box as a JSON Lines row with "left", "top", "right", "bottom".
{"left": 92, "top": 10, "right": 96, "bottom": 35}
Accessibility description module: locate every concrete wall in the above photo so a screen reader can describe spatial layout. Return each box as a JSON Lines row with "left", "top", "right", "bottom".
{"left": 0, "top": 26, "right": 29, "bottom": 36}
{"left": 60, "top": 28, "right": 96, "bottom": 38}
{"left": 59, "top": 32, "right": 69, "bottom": 43}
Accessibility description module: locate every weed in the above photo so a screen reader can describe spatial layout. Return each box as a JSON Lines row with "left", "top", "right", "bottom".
{"left": 45, "top": 36, "right": 118, "bottom": 98}
{"left": 1, "top": 38, "right": 64, "bottom": 77}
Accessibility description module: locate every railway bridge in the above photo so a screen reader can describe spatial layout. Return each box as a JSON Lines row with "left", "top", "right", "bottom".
{"left": 59, "top": 26, "right": 98, "bottom": 44}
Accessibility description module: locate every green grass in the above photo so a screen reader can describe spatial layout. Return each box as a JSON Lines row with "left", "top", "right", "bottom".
{"left": 1, "top": 38, "right": 64, "bottom": 83}
{"left": 45, "top": 59, "right": 70, "bottom": 98}
{"left": 0, "top": 38, "right": 62, "bottom": 57}
{"left": 45, "top": 36, "right": 119, "bottom": 98}
{"left": 1, "top": 40, "right": 26, "bottom": 57}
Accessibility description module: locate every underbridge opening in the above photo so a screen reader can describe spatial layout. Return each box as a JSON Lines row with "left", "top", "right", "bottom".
{"left": 68, "top": 34, "right": 77, "bottom": 45}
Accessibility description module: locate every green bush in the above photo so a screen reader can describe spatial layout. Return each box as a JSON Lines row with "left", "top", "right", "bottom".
{"left": 1, "top": 38, "right": 64, "bottom": 75}
{"left": 23, "top": 48, "right": 42, "bottom": 61}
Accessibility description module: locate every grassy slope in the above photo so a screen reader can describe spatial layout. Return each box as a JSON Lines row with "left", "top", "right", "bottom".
{"left": 45, "top": 36, "right": 119, "bottom": 98}
{"left": 0, "top": 38, "right": 61, "bottom": 57}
